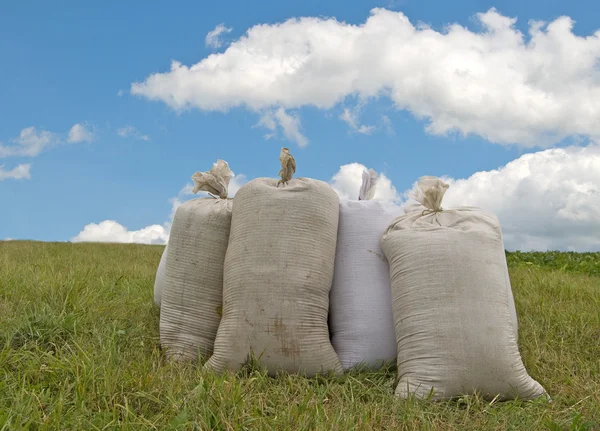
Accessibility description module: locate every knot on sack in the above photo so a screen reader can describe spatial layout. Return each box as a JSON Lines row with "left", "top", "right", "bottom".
{"left": 358, "top": 168, "right": 378, "bottom": 201}
{"left": 421, "top": 207, "right": 444, "bottom": 217}
{"left": 278, "top": 148, "right": 296, "bottom": 186}
{"left": 191, "top": 159, "right": 234, "bottom": 199}
{"left": 407, "top": 176, "right": 450, "bottom": 225}
{"left": 421, "top": 207, "right": 444, "bottom": 226}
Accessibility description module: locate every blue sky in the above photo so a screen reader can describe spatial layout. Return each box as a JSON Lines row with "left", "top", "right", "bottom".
{"left": 1, "top": 0, "right": 599, "bottom": 251}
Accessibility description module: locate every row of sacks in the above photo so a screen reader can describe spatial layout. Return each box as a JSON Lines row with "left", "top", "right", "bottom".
{"left": 154, "top": 150, "right": 547, "bottom": 401}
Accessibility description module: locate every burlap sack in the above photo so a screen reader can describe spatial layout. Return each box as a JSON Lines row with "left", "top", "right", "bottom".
{"left": 380, "top": 176, "right": 546, "bottom": 400}
{"left": 205, "top": 176, "right": 342, "bottom": 376}
{"left": 153, "top": 244, "right": 168, "bottom": 307}
{"left": 159, "top": 160, "right": 234, "bottom": 361}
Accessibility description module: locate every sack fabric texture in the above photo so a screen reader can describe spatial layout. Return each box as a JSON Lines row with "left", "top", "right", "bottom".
{"left": 159, "top": 198, "right": 233, "bottom": 361}
{"left": 330, "top": 199, "right": 403, "bottom": 370}
{"left": 380, "top": 176, "right": 546, "bottom": 400}
{"left": 159, "top": 159, "right": 235, "bottom": 361}
{"left": 205, "top": 177, "right": 342, "bottom": 376}
{"left": 153, "top": 244, "right": 168, "bottom": 307}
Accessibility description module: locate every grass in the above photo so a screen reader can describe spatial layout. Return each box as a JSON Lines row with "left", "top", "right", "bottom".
{"left": 507, "top": 251, "right": 600, "bottom": 277}
{"left": 0, "top": 241, "right": 599, "bottom": 430}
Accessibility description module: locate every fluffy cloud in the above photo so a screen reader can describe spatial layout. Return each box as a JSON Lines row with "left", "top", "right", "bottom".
{"left": 0, "top": 127, "right": 57, "bottom": 158}
{"left": 131, "top": 8, "right": 600, "bottom": 147}
{"left": 71, "top": 221, "right": 168, "bottom": 244}
{"left": 206, "top": 24, "right": 233, "bottom": 49}
{"left": 339, "top": 106, "right": 375, "bottom": 135}
{"left": 437, "top": 144, "right": 600, "bottom": 252}
{"left": 258, "top": 108, "right": 308, "bottom": 147}
{"left": 0, "top": 163, "right": 31, "bottom": 181}
{"left": 67, "top": 123, "right": 94, "bottom": 143}
{"left": 334, "top": 145, "right": 600, "bottom": 251}
{"left": 0, "top": 123, "right": 92, "bottom": 159}
{"left": 330, "top": 163, "right": 399, "bottom": 201}
{"left": 117, "top": 126, "right": 150, "bottom": 141}
{"left": 397, "top": 144, "right": 600, "bottom": 251}
{"left": 72, "top": 172, "right": 248, "bottom": 244}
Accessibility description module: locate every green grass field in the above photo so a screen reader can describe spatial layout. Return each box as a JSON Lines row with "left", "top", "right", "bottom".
{"left": 1, "top": 241, "right": 599, "bottom": 430}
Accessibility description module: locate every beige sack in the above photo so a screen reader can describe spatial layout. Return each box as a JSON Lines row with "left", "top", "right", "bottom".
{"left": 153, "top": 244, "right": 168, "bottom": 307}
{"left": 381, "top": 176, "right": 546, "bottom": 400}
{"left": 159, "top": 160, "right": 233, "bottom": 361}
{"left": 205, "top": 175, "right": 342, "bottom": 376}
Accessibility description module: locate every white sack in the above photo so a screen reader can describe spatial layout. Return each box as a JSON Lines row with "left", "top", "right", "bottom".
{"left": 381, "top": 176, "right": 546, "bottom": 400}
{"left": 205, "top": 176, "right": 342, "bottom": 377}
{"left": 159, "top": 160, "right": 234, "bottom": 361}
{"left": 329, "top": 170, "right": 402, "bottom": 369}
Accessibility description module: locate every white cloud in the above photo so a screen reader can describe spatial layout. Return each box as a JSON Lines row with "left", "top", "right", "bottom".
{"left": 401, "top": 144, "right": 600, "bottom": 252}
{"left": 131, "top": 8, "right": 600, "bottom": 147}
{"left": 72, "top": 172, "right": 248, "bottom": 245}
{"left": 117, "top": 89, "right": 124, "bottom": 97}
{"left": 257, "top": 112, "right": 277, "bottom": 139}
{"left": 330, "top": 163, "right": 399, "bottom": 201}
{"left": 71, "top": 220, "right": 169, "bottom": 244}
{"left": 0, "top": 127, "right": 57, "bottom": 158}
{"left": 206, "top": 23, "right": 233, "bottom": 49}
{"left": 339, "top": 106, "right": 375, "bottom": 135}
{"left": 67, "top": 123, "right": 94, "bottom": 143}
{"left": 333, "top": 146, "right": 600, "bottom": 251}
{"left": 117, "top": 126, "right": 150, "bottom": 141}
{"left": 258, "top": 113, "right": 277, "bottom": 131}
{"left": 258, "top": 108, "right": 308, "bottom": 147}
{"left": 273, "top": 108, "right": 308, "bottom": 147}
{"left": 1, "top": 124, "right": 92, "bottom": 159}
{"left": 0, "top": 163, "right": 31, "bottom": 181}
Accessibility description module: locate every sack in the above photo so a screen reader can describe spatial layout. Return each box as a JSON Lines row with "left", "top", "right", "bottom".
{"left": 159, "top": 160, "right": 234, "bottom": 361}
{"left": 329, "top": 169, "right": 402, "bottom": 369}
{"left": 205, "top": 166, "right": 342, "bottom": 376}
{"left": 380, "top": 176, "right": 546, "bottom": 400}
{"left": 153, "top": 244, "right": 168, "bottom": 307}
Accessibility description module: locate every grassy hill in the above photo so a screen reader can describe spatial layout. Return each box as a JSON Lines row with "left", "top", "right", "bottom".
{"left": 1, "top": 241, "right": 598, "bottom": 430}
